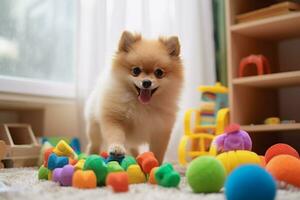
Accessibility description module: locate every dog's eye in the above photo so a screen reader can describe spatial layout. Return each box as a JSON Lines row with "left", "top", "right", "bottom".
{"left": 154, "top": 68, "right": 165, "bottom": 78}
{"left": 131, "top": 67, "right": 141, "bottom": 76}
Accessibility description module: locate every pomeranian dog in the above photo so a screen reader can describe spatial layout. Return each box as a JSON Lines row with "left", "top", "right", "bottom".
{"left": 85, "top": 31, "right": 183, "bottom": 163}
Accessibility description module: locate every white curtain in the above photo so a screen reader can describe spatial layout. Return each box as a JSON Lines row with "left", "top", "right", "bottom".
{"left": 77, "top": 0, "right": 216, "bottom": 162}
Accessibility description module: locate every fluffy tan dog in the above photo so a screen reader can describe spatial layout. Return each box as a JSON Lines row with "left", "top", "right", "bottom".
{"left": 85, "top": 31, "right": 183, "bottom": 163}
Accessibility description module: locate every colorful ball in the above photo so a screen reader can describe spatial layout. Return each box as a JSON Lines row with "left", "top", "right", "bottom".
{"left": 186, "top": 156, "right": 226, "bottom": 193}
{"left": 265, "top": 143, "right": 299, "bottom": 163}
{"left": 225, "top": 165, "right": 276, "bottom": 200}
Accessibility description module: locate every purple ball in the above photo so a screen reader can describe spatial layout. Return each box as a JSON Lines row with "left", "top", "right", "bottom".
{"left": 60, "top": 165, "right": 74, "bottom": 186}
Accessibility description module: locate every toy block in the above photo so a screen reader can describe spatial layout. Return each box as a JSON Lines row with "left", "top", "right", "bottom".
{"left": 83, "top": 155, "right": 108, "bottom": 186}
{"left": 52, "top": 165, "right": 75, "bottom": 186}
{"left": 127, "top": 164, "right": 146, "bottom": 184}
{"left": 72, "top": 170, "right": 97, "bottom": 189}
{"left": 106, "top": 172, "right": 129, "bottom": 192}
{"left": 48, "top": 153, "right": 69, "bottom": 170}
{"left": 121, "top": 155, "right": 137, "bottom": 170}
{"left": 53, "top": 140, "right": 77, "bottom": 159}
{"left": 136, "top": 152, "right": 159, "bottom": 174}
{"left": 155, "top": 163, "right": 181, "bottom": 188}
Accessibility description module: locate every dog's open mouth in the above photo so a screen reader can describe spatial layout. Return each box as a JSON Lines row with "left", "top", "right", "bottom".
{"left": 135, "top": 85, "right": 158, "bottom": 104}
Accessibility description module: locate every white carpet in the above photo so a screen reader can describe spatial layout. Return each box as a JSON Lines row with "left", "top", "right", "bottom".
{"left": 0, "top": 168, "right": 299, "bottom": 200}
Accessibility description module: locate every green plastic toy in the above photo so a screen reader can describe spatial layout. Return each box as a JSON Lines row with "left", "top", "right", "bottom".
{"left": 154, "top": 163, "right": 181, "bottom": 188}
{"left": 186, "top": 156, "right": 226, "bottom": 193}
{"left": 38, "top": 165, "right": 49, "bottom": 180}
{"left": 83, "top": 155, "right": 108, "bottom": 186}
{"left": 121, "top": 156, "right": 137, "bottom": 170}
{"left": 78, "top": 153, "right": 88, "bottom": 160}
{"left": 107, "top": 161, "right": 124, "bottom": 173}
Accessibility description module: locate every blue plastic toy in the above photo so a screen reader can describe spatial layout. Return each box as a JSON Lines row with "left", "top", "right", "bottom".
{"left": 70, "top": 138, "right": 81, "bottom": 154}
{"left": 48, "top": 153, "right": 69, "bottom": 170}
{"left": 106, "top": 153, "right": 125, "bottom": 164}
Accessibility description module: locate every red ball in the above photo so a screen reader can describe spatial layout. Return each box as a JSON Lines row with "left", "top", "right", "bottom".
{"left": 265, "top": 143, "right": 299, "bottom": 163}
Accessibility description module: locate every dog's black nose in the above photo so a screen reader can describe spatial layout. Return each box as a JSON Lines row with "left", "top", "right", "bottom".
{"left": 142, "top": 80, "right": 152, "bottom": 88}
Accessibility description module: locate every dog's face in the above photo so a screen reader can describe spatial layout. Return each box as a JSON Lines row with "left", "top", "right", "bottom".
{"left": 112, "top": 31, "right": 183, "bottom": 104}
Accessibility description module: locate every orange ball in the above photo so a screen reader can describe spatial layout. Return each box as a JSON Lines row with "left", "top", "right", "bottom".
{"left": 266, "top": 155, "right": 300, "bottom": 188}
{"left": 72, "top": 170, "right": 97, "bottom": 189}
{"left": 106, "top": 172, "right": 129, "bottom": 192}
{"left": 148, "top": 167, "right": 158, "bottom": 184}
{"left": 265, "top": 143, "right": 299, "bottom": 163}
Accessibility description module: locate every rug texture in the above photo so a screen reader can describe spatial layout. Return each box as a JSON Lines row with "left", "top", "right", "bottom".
{"left": 0, "top": 168, "right": 299, "bottom": 200}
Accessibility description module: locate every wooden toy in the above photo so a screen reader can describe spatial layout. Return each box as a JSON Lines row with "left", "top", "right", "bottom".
{"left": 186, "top": 156, "right": 226, "bottom": 193}
{"left": 126, "top": 164, "right": 146, "bottom": 184}
{"left": 44, "top": 147, "right": 54, "bottom": 167}
{"left": 106, "top": 172, "right": 129, "bottom": 192}
{"left": 107, "top": 161, "right": 124, "bottom": 173}
{"left": 239, "top": 54, "right": 270, "bottom": 77}
{"left": 52, "top": 165, "right": 74, "bottom": 186}
{"left": 47, "top": 153, "right": 69, "bottom": 170}
{"left": 74, "top": 159, "right": 85, "bottom": 170}
{"left": 53, "top": 140, "right": 78, "bottom": 159}
{"left": 83, "top": 155, "right": 108, "bottom": 186}
{"left": 38, "top": 165, "right": 50, "bottom": 180}
{"left": 72, "top": 170, "right": 97, "bottom": 189}
{"left": 225, "top": 165, "right": 276, "bottom": 200}
{"left": 148, "top": 167, "right": 158, "bottom": 184}
{"left": 121, "top": 155, "right": 137, "bottom": 170}
{"left": 136, "top": 152, "right": 159, "bottom": 173}
{"left": 0, "top": 124, "right": 41, "bottom": 167}
{"left": 154, "top": 163, "right": 181, "bottom": 188}
{"left": 216, "top": 150, "right": 261, "bottom": 174}
{"left": 178, "top": 83, "right": 229, "bottom": 165}
{"left": 266, "top": 155, "right": 300, "bottom": 188}
{"left": 265, "top": 143, "right": 299, "bottom": 163}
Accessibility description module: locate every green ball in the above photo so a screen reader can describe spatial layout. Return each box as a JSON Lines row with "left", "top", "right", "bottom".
{"left": 186, "top": 156, "right": 226, "bottom": 193}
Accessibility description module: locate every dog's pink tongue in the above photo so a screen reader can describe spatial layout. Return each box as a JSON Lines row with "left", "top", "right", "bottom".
{"left": 138, "top": 89, "right": 151, "bottom": 104}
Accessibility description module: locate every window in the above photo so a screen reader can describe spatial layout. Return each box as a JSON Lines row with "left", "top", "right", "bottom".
{"left": 0, "top": 0, "right": 76, "bottom": 97}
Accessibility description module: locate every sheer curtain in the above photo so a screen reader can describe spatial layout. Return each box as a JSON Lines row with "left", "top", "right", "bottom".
{"left": 77, "top": 0, "right": 216, "bottom": 162}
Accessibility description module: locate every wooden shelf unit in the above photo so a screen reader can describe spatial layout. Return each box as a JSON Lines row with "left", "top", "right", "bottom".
{"left": 226, "top": 0, "right": 300, "bottom": 154}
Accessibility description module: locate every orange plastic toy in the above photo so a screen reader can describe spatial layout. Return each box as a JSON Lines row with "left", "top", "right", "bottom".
{"left": 106, "top": 172, "right": 129, "bottom": 192}
{"left": 69, "top": 158, "right": 78, "bottom": 165}
{"left": 44, "top": 147, "right": 54, "bottom": 167}
{"left": 72, "top": 170, "right": 97, "bottom": 189}
{"left": 266, "top": 155, "right": 300, "bottom": 188}
{"left": 136, "top": 152, "right": 159, "bottom": 174}
{"left": 265, "top": 143, "right": 299, "bottom": 163}
{"left": 148, "top": 167, "right": 158, "bottom": 184}
{"left": 239, "top": 54, "right": 271, "bottom": 77}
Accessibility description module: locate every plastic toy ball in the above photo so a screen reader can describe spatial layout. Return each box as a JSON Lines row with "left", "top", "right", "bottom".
{"left": 225, "top": 165, "right": 276, "bottom": 200}
{"left": 265, "top": 143, "right": 299, "bottom": 164}
{"left": 186, "top": 156, "right": 226, "bottom": 193}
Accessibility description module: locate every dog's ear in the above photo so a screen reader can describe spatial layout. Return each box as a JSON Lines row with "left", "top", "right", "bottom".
{"left": 118, "top": 31, "right": 141, "bottom": 52}
{"left": 160, "top": 36, "right": 180, "bottom": 57}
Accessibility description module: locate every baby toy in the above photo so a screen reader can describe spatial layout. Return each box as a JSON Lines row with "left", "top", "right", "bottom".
{"left": 53, "top": 140, "right": 78, "bottom": 159}
{"left": 38, "top": 165, "right": 49, "bottom": 180}
{"left": 83, "top": 155, "right": 108, "bottom": 186}
{"left": 69, "top": 158, "right": 77, "bottom": 165}
{"left": 186, "top": 156, "right": 226, "bottom": 193}
{"left": 48, "top": 171, "right": 52, "bottom": 180}
{"left": 72, "top": 170, "right": 97, "bottom": 189}
{"left": 148, "top": 167, "right": 158, "bottom": 184}
{"left": 70, "top": 138, "right": 81, "bottom": 154}
{"left": 212, "top": 124, "right": 252, "bottom": 154}
{"left": 107, "top": 161, "right": 124, "bottom": 173}
{"left": 78, "top": 153, "right": 88, "bottom": 160}
{"left": 216, "top": 150, "right": 261, "bottom": 174}
{"left": 121, "top": 155, "right": 137, "bottom": 170}
{"left": 239, "top": 54, "right": 271, "bottom": 77}
{"left": 225, "top": 165, "right": 276, "bottom": 200}
{"left": 154, "top": 163, "right": 180, "bottom": 188}
{"left": 264, "top": 117, "right": 280, "bottom": 125}
{"left": 38, "top": 141, "right": 53, "bottom": 166}
{"left": 266, "top": 155, "right": 300, "bottom": 189}
{"left": 47, "top": 153, "right": 69, "bottom": 170}
{"left": 53, "top": 165, "right": 75, "bottom": 186}
{"left": 106, "top": 153, "right": 125, "bottom": 164}
{"left": 100, "top": 151, "right": 109, "bottom": 159}
{"left": 106, "top": 172, "right": 129, "bottom": 192}
{"left": 137, "top": 152, "right": 159, "bottom": 173}
{"left": 44, "top": 147, "right": 54, "bottom": 167}
{"left": 265, "top": 143, "right": 299, "bottom": 163}
{"left": 127, "top": 164, "right": 147, "bottom": 184}
{"left": 74, "top": 159, "right": 85, "bottom": 170}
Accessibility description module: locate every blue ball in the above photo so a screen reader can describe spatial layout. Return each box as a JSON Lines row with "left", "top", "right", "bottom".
{"left": 225, "top": 165, "right": 276, "bottom": 200}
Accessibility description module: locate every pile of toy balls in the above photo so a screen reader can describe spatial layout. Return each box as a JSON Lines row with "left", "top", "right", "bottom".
{"left": 38, "top": 140, "right": 181, "bottom": 192}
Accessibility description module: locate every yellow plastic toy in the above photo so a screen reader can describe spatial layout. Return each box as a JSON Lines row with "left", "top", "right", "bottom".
{"left": 216, "top": 150, "right": 261, "bottom": 174}
{"left": 178, "top": 83, "right": 229, "bottom": 165}
{"left": 127, "top": 164, "right": 146, "bottom": 184}
{"left": 74, "top": 159, "right": 85, "bottom": 171}
{"left": 53, "top": 140, "right": 78, "bottom": 159}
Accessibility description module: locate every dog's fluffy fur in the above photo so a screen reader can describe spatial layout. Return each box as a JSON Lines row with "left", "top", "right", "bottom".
{"left": 85, "top": 31, "right": 183, "bottom": 163}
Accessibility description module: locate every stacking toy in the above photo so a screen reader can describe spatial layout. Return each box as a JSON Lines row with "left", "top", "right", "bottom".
{"left": 107, "top": 161, "right": 124, "bottom": 173}
{"left": 38, "top": 165, "right": 49, "bottom": 180}
{"left": 136, "top": 152, "right": 159, "bottom": 174}
{"left": 44, "top": 147, "right": 54, "bottom": 167}
{"left": 72, "top": 170, "right": 97, "bottom": 189}
{"left": 225, "top": 165, "right": 276, "bottom": 200}
{"left": 106, "top": 153, "right": 125, "bottom": 164}
{"left": 83, "top": 155, "right": 108, "bottom": 186}
{"left": 48, "top": 153, "right": 69, "bottom": 170}
{"left": 74, "top": 159, "right": 85, "bottom": 170}
{"left": 186, "top": 156, "right": 226, "bottom": 193}
{"left": 70, "top": 138, "right": 81, "bottom": 154}
{"left": 216, "top": 150, "right": 260, "bottom": 174}
{"left": 100, "top": 151, "right": 109, "bottom": 159}
{"left": 266, "top": 155, "right": 300, "bottom": 188}
{"left": 265, "top": 143, "right": 299, "bottom": 163}
{"left": 52, "top": 165, "right": 74, "bottom": 186}
{"left": 53, "top": 140, "right": 78, "bottom": 159}
{"left": 127, "top": 164, "right": 146, "bottom": 184}
{"left": 155, "top": 163, "right": 180, "bottom": 188}
{"left": 148, "top": 167, "right": 158, "bottom": 184}
{"left": 121, "top": 156, "right": 137, "bottom": 170}
{"left": 106, "top": 172, "right": 129, "bottom": 192}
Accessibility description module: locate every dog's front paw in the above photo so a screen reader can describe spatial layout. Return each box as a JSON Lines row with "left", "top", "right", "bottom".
{"left": 108, "top": 144, "right": 126, "bottom": 157}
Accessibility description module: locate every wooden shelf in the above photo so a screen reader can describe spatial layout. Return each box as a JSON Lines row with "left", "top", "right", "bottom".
{"left": 231, "top": 12, "right": 300, "bottom": 40}
{"left": 242, "top": 123, "right": 300, "bottom": 132}
{"left": 232, "top": 71, "right": 300, "bottom": 88}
